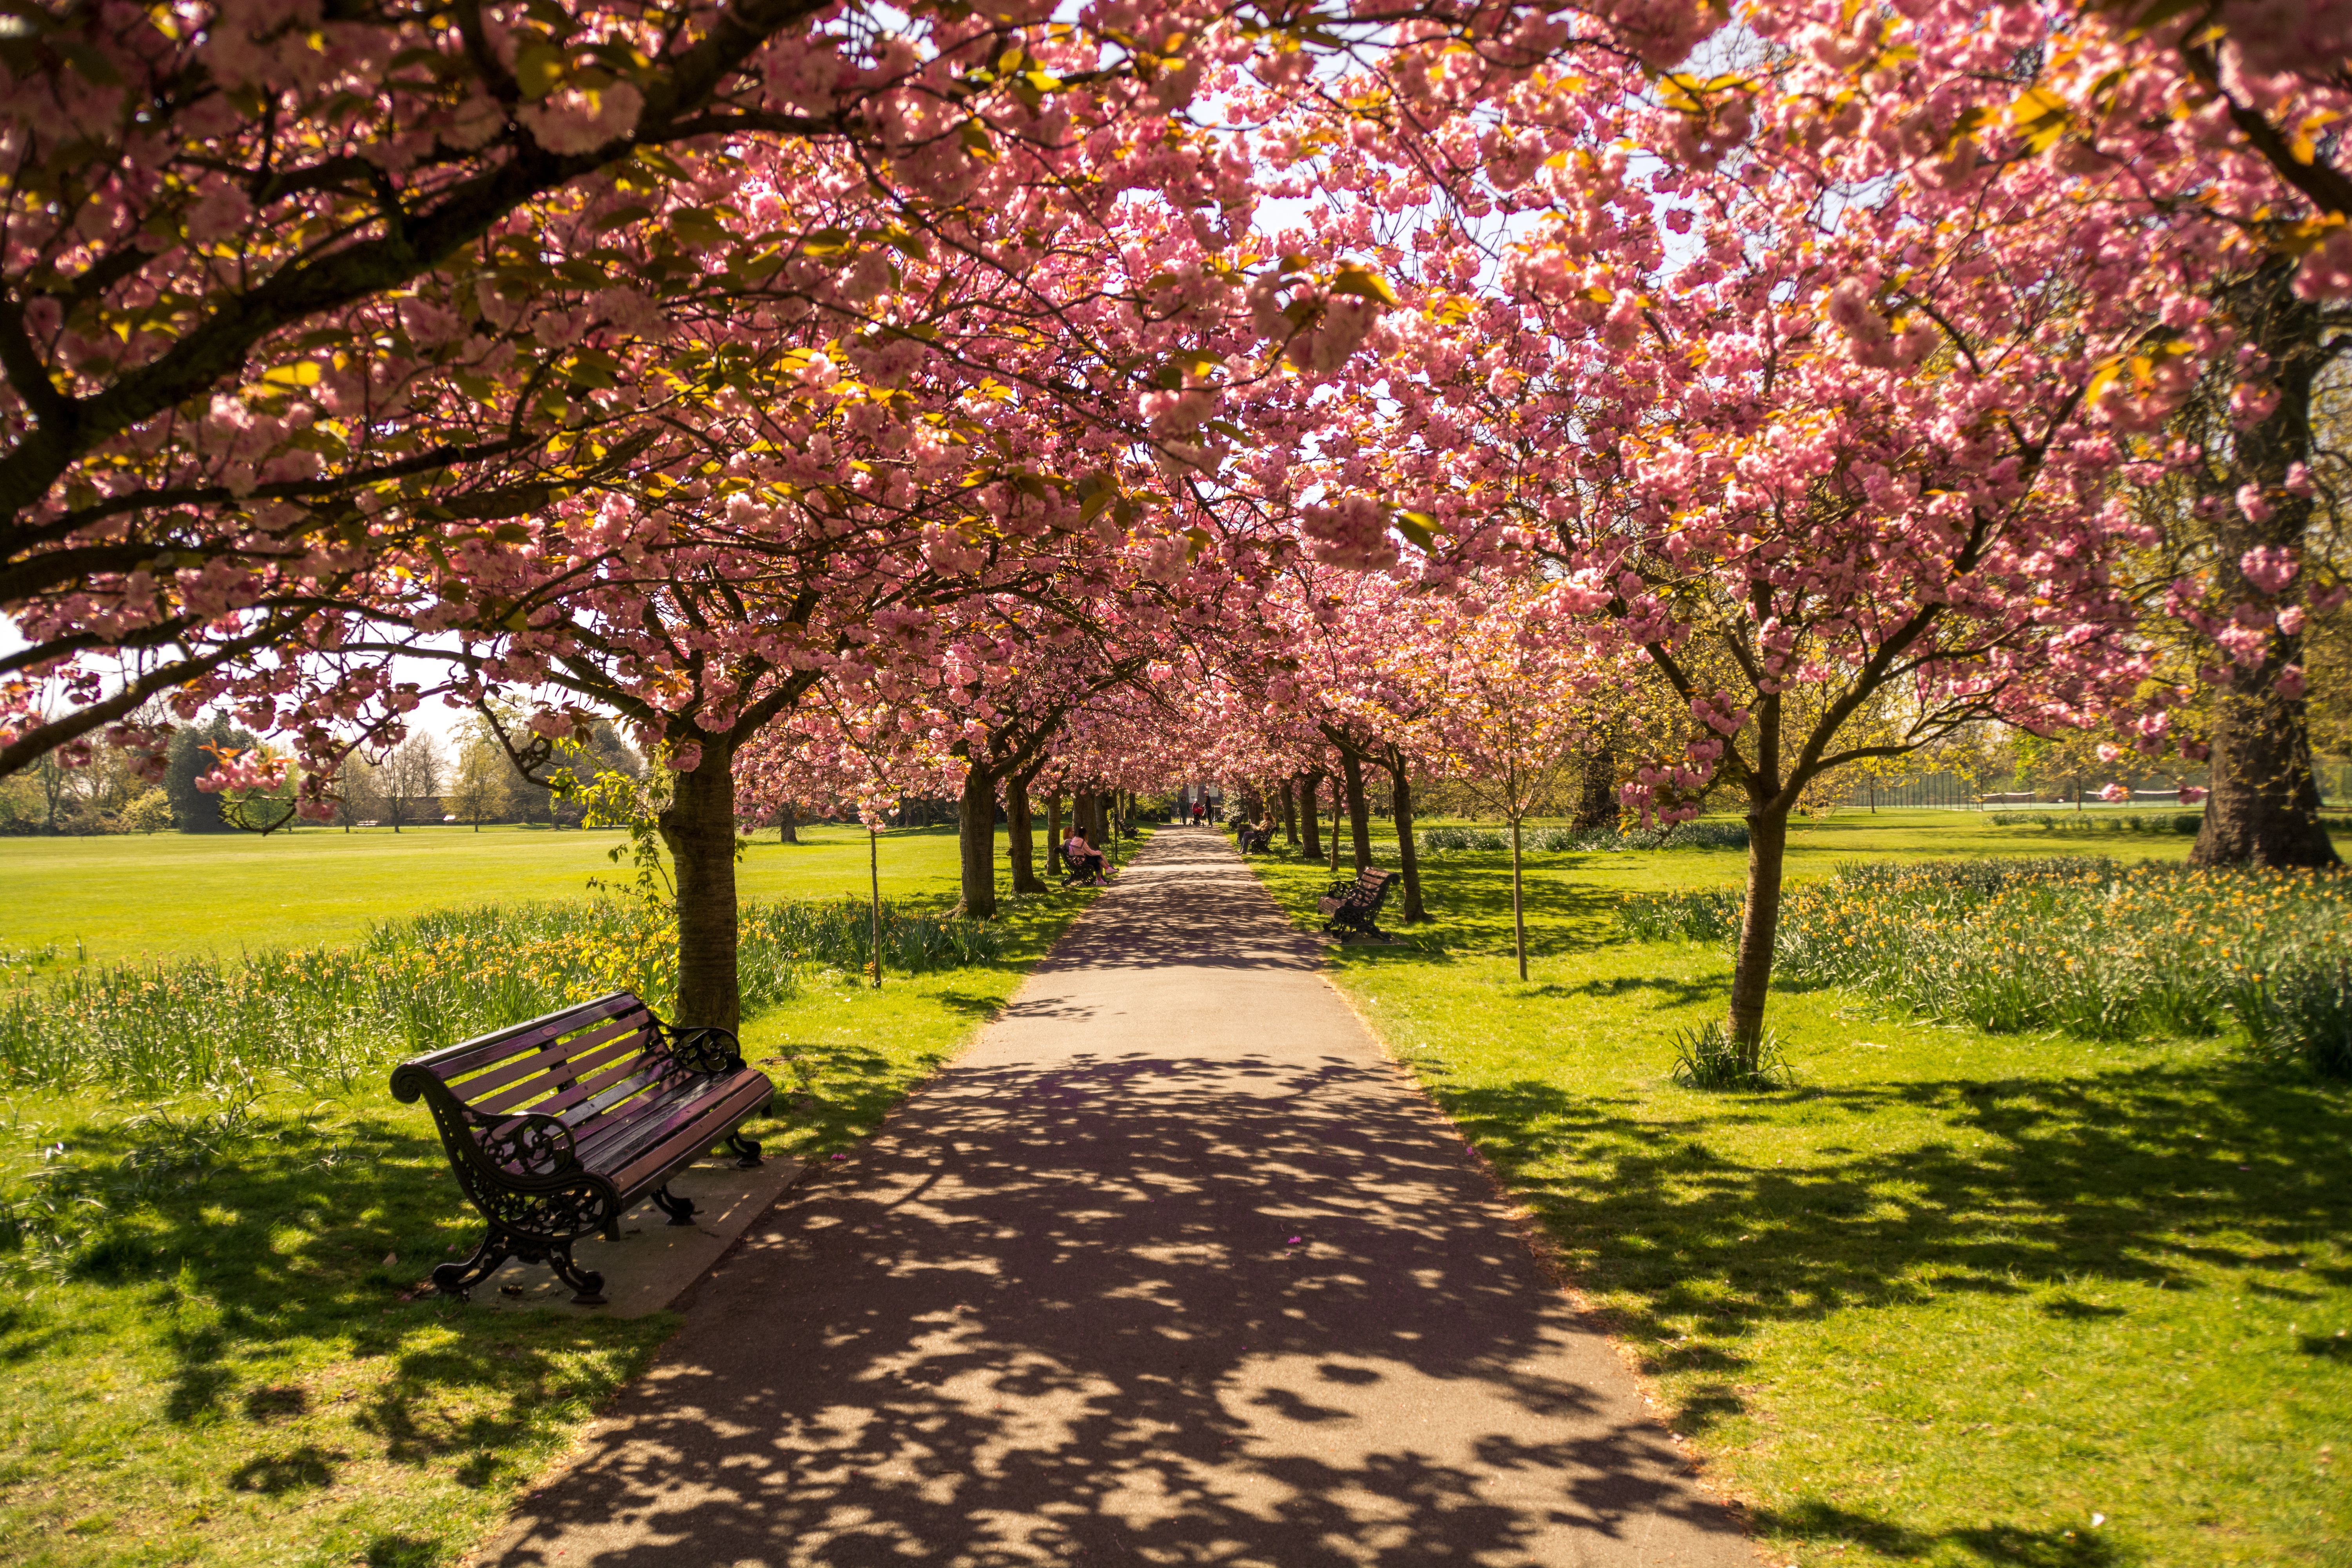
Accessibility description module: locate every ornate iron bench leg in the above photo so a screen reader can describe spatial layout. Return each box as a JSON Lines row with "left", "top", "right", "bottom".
{"left": 543, "top": 1238, "right": 608, "bottom": 1306}
{"left": 726, "top": 1131, "right": 764, "bottom": 1169}
{"left": 650, "top": 1185, "right": 697, "bottom": 1227}
{"left": 432, "top": 1230, "right": 513, "bottom": 1302}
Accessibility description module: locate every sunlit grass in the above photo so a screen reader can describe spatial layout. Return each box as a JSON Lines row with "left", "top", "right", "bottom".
{"left": 0, "top": 822, "right": 982, "bottom": 966}
{"left": 0, "top": 831, "right": 1105, "bottom": 1568}
{"left": 1242, "top": 819, "right": 2352, "bottom": 1568}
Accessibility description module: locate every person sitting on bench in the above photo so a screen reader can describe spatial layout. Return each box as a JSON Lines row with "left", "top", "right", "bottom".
{"left": 1062, "top": 826, "right": 1107, "bottom": 884}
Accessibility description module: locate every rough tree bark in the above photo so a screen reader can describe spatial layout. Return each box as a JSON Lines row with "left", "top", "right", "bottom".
{"left": 1571, "top": 740, "right": 1618, "bottom": 833}
{"left": 777, "top": 803, "right": 798, "bottom": 844}
{"left": 1005, "top": 768, "right": 1047, "bottom": 894}
{"left": 2192, "top": 261, "right": 2340, "bottom": 868}
{"left": 1298, "top": 769, "right": 1324, "bottom": 861}
{"left": 1381, "top": 746, "right": 1429, "bottom": 921}
{"left": 1721, "top": 691, "right": 1795, "bottom": 1065}
{"left": 660, "top": 742, "right": 743, "bottom": 1032}
{"left": 1338, "top": 750, "right": 1371, "bottom": 873}
{"left": 1727, "top": 804, "right": 1791, "bottom": 1058}
{"left": 954, "top": 764, "right": 999, "bottom": 919}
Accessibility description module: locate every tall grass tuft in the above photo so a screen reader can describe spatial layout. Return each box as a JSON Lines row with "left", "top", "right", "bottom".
{"left": 1668, "top": 1020, "right": 1794, "bottom": 1090}
{"left": 0, "top": 897, "right": 1004, "bottom": 1096}
{"left": 1618, "top": 858, "right": 2352, "bottom": 1063}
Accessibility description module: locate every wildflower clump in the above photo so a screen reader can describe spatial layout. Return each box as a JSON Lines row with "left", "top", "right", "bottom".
{"left": 0, "top": 897, "right": 1004, "bottom": 1095}
{"left": 1620, "top": 859, "right": 2352, "bottom": 1071}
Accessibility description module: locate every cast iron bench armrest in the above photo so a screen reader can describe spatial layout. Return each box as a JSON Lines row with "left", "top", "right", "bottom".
{"left": 390, "top": 990, "right": 773, "bottom": 1306}
{"left": 1317, "top": 867, "right": 1398, "bottom": 938}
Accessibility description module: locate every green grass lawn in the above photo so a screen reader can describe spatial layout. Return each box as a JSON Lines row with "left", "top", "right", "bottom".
{"left": 0, "top": 827, "right": 1117, "bottom": 1568}
{"left": 1241, "top": 818, "right": 2352, "bottom": 1568}
{"left": 0, "top": 822, "right": 981, "bottom": 965}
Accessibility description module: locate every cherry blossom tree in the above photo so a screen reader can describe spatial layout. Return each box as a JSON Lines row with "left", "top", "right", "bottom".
{"left": 1410, "top": 586, "right": 1606, "bottom": 979}
{"left": 1307, "top": 18, "right": 2180, "bottom": 1060}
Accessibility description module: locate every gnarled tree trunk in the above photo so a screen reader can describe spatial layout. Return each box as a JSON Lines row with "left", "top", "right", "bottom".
{"left": 1727, "top": 801, "right": 1791, "bottom": 1065}
{"left": 2192, "top": 262, "right": 2339, "bottom": 869}
{"left": 1384, "top": 749, "right": 1428, "bottom": 921}
{"left": 954, "top": 764, "right": 998, "bottom": 918}
{"left": 660, "top": 742, "right": 742, "bottom": 1032}
{"left": 1006, "top": 770, "right": 1046, "bottom": 893}
{"left": 1572, "top": 740, "right": 1618, "bottom": 833}
{"left": 1338, "top": 751, "right": 1371, "bottom": 872}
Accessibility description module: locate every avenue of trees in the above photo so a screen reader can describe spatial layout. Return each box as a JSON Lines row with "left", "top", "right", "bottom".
{"left": 5, "top": 0, "right": 2352, "bottom": 1049}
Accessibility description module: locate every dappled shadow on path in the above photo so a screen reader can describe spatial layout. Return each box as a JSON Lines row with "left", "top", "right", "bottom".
{"left": 492, "top": 1049, "right": 1740, "bottom": 1565}
{"left": 488, "top": 831, "right": 1750, "bottom": 1567}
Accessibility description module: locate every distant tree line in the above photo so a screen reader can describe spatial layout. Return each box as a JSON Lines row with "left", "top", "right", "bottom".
{"left": 0, "top": 707, "right": 642, "bottom": 835}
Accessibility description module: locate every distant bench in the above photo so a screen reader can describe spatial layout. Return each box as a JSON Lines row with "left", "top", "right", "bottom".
{"left": 1319, "top": 867, "right": 1397, "bottom": 938}
{"left": 390, "top": 991, "right": 773, "bottom": 1305}
{"left": 1238, "top": 823, "right": 1274, "bottom": 853}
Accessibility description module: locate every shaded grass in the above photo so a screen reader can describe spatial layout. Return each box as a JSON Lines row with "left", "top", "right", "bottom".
{"left": 1243, "top": 823, "right": 2352, "bottom": 1568}
{"left": 0, "top": 862, "right": 1098, "bottom": 1567}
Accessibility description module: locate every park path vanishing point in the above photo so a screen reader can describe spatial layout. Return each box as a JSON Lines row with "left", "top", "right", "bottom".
{"left": 484, "top": 830, "right": 1757, "bottom": 1568}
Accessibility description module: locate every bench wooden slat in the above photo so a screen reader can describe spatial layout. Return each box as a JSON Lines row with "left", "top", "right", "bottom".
{"left": 466, "top": 1020, "right": 660, "bottom": 1115}
{"left": 607, "top": 1073, "right": 776, "bottom": 1194}
{"left": 573, "top": 1070, "right": 739, "bottom": 1169}
{"left": 392, "top": 987, "right": 773, "bottom": 1307}
{"left": 559, "top": 1066, "right": 695, "bottom": 1144}
{"left": 404, "top": 993, "right": 648, "bottom": 1079}
{"left": 446, "top": 1009, "right": 653, "bottom": 1105}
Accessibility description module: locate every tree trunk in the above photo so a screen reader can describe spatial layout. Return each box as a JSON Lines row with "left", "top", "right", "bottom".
{"left": 1281, "top": 776, "right": 1299, "bottom": 845}
{"left": 1725, "top": 803, "right": 1791, "bottom": 1068}
{"left": 1299, "top": 770, "right": 1324, "bottom": 860}
{"left": 1571, "top": 741, "right": 1617, "bottom": 832}
{"left": 2197, "top": 690, "right": 2339, "bottom": 865}
{"left": 659, "top": 742, "right": 742, "bottom": 1032}
{"left": 778, "top": 804, "right": 798, "bottom": 844}
{"left": 1329, "top": 784, "right": 1342, "bottom": 872}
{"left": 2192, "top": 261, "right": 2339, "bottom": 868}
{"left": 1385, "top": 750, "right": 1428, "bottom": 921}
{"left": 1510, "top": 816, "right": 1528, "bottom": 982}
{"left": 1005, "top": 771, "right": 1046, "bottom": 894}
{"left": 1339, "top": 750, "right": 1371, "bottom": 872}
{"left": 1046, "top": 792, "right": 1065, "bottom": 875}
{"left": 955, "top": 764, "right": 999, "bottom": 918}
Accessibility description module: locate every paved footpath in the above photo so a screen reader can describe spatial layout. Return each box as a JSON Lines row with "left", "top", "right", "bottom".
{"left": 486, "top": 831, "right": 1756, "bottom": 1568}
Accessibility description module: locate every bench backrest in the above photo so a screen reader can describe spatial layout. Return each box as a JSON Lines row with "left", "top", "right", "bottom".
{"left": 1355, "top": 868, "right": 1395, "bottom": 897}
{"left": 390, "top": 991, "right": 691, "bottom": 1151}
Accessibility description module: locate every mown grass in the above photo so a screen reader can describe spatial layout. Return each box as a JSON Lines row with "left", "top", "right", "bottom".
{"left": 1239, "top": 819, "right": 2352, "bottom": 1568}
{"left": 0, "top": 821, "right": 978, "bottom": 965}
{"left": 0, "top": 831, "right": 1108, "bottom": 1568}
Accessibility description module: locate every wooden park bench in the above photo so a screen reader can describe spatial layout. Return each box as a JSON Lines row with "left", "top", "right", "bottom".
{"left": 1318, "top": 866, "right": 1398, "bottom": 938}
{"left": 389, "top": 991, "right": 774, "bottom": 1305}
{"left": 1237, "top": 823, "right": 1274, "bottom": 853}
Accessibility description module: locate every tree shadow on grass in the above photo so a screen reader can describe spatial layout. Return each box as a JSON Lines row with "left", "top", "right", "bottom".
{"left": 1753, "top": 1501, "right": 2127, "bottom": 1566}
{"left": 1526, "top": 975, "right": 1727, "bottom": 1009}
{"left": 11, "top": 1102, "right": 671, "bottom": 1513}
{"left": 1435, "top": 1054, "right": 2351, "bottom": 1414}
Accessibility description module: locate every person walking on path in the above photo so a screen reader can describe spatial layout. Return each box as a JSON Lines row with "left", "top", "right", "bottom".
{"left": 485, "top": 828, "right": 1754, "bottom": 1568}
